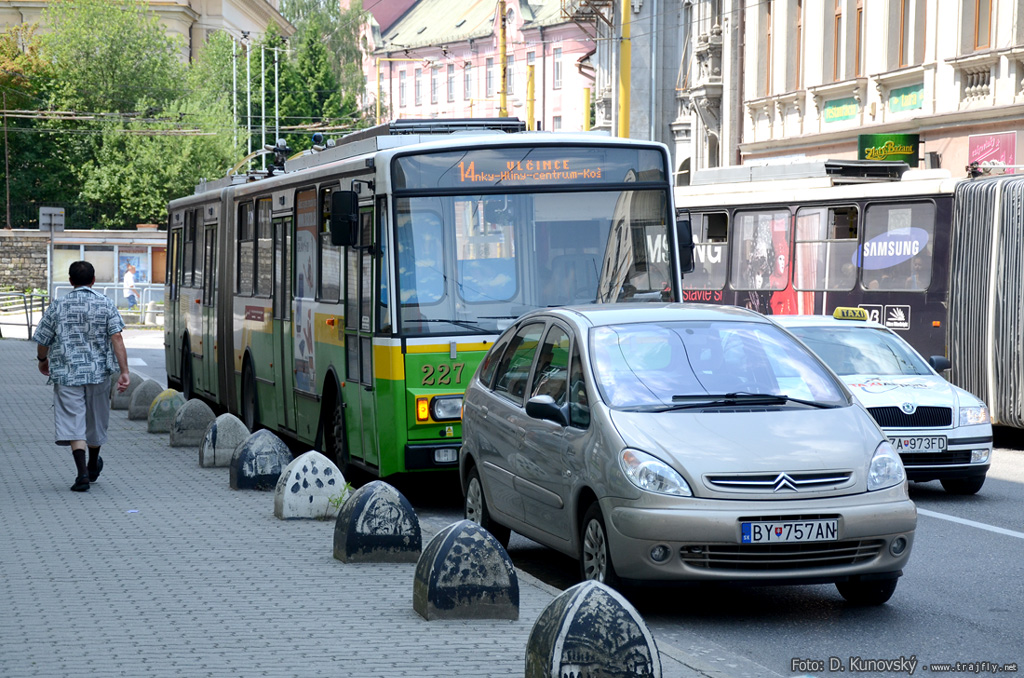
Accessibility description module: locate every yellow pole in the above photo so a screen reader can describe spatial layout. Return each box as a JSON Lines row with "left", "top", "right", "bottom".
{"left": 526, "top": 65, "right": 535, "bottom": 130}
{"left": 498, "top": 0, "right": 508, "bottom": 118}
{"left": 584, "top": 87, "right": 591, "bottom": 131}
{"left": 617, "top": 0, "right": 630, "bottom": 138}
{"left": 376, "top": 58, "right": 382, "bottom": 124}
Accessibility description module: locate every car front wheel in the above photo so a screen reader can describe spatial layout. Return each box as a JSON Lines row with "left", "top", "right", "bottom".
{"left": 464, "top": 467, "right": 511, "bottom": 547}
{"left": 579, "top": 503, "right": 621, "bottom": 588}
{"left": 836, "top": 578, "right": 898, "bottom": 606}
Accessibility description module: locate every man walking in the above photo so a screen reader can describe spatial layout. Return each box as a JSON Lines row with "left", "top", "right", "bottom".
{"left": 123, "top": 263, "right": 139, "bottom": 310}
{"left": 33, "top": 261, "right": 131, "bottom": 491}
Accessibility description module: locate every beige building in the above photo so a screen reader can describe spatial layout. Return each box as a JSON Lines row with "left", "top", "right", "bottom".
{"left": 0, "top": 0, "right": 292, "bottom": 59}
{"left": 679, "top": 0, "right": 1024, "bottom": 177}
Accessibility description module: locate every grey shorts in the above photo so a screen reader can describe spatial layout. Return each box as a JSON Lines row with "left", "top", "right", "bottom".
{"left": 53, "top": 380, "right": 113, "bottom": 447}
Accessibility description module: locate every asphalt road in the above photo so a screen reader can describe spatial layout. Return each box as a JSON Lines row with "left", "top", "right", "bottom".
{"left": 124, "top": 330, "right": 1023, "bottom": 677}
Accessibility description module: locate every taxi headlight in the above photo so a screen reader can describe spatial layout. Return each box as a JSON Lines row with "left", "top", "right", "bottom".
{"left": 430, "top": 395, "right": 463, "bottom": 421}
{"left": 960, "top": 405, "right": 990, "bottom": 426}
{"left": 619, "top": 449, "right": 692, "bottom": 497}
{"left": 868, "top": 441, "right": 906, "bottom": 491}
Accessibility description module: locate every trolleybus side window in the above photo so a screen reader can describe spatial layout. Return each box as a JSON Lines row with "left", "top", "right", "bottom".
{"left": 793, "top": 205, "right": 859, "bottom": 291}
{"left": 182, "top": 211, "right": 195, "bottom": 287}
{"left": 169, "top": 227, "right": 181, "bottom": 301}
{"left": 273, "top": 216, "right": 291, "bottom": 321}
{"left": 730, "top": 209, "right": 790, "bottom": 291}
{"left": 680, "top": 212, "right": 728, "bottom": 290}
{"left": 255, "top": 198, "right": 272, "bottom": 297}
{"left": 237, "top": 201, "right": 254, "bottom": 296}
{"left": 860, "top": 202, "right": 935, "bottom": 291}
{"left": 377, "top": 198, "right": 392, "bottom": 334}
{"left": 319, "top": 185, "right": 341, "bottom": 302}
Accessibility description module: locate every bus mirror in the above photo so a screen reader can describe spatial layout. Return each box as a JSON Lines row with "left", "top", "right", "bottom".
{"left": 329, "top": 191, "right": 359, "bottom": 247}
{"left": 676, "top": 217, "right": 695, "bottom": 274}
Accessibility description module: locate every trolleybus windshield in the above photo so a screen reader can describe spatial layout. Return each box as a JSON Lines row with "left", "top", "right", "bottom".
{"left": 392, "top": 146, "right": 674, "bottom": 336}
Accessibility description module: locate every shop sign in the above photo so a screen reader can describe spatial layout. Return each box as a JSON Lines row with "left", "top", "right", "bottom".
{"left": 858, "top": 134, "right": 920, "bottom": 163}
{"left": 823, "top": 97, "right": 859, "bottom": 123}
{"left": 888, "top": 84, "right": 923, "bottom": 113}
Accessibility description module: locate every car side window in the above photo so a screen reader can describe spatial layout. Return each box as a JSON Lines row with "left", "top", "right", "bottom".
{"left": 530, "top": 325, "right": 571, "bottom": 405}
{"left": 568, "top": 344, "right": 590, "bottom": 428}
{"left": 478, "top": 329, "right": 515, "bottom": 388}
{"left": 493, "top": 322, "right": 545, "bottom": 405}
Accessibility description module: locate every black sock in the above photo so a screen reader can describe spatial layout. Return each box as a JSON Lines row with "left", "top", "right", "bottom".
{"left": 72, "top": 449, "right": 88, "bottom": 479}
{"left": 88, "top": 446, "right": 101, "bottom": 469}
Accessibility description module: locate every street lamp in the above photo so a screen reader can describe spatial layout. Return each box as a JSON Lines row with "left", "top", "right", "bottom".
{"left": 376, "top": 56, "right": 435, "bottom": 124}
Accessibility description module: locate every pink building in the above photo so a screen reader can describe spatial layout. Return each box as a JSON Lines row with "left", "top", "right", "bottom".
{"left": 361, "top": 0, "right": 595, "bottom": 132}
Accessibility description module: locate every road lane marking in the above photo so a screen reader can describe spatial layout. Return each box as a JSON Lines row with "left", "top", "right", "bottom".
{"left": 917, "top": 508, "right": 1024, "bottom": 540}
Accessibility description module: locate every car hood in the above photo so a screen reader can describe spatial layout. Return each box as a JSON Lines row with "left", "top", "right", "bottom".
{"left": 608, "top": 406, "right": 883, "bottom": 498}
{"left": 839, "top": 374, "right": 971, "bottom": 410}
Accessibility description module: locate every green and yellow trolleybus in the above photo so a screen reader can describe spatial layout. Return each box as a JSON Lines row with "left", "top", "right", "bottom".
{"left": 165, "top": 119, "right": 686, "bottom": 476}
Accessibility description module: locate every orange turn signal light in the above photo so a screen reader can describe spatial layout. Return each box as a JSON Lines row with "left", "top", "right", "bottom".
{"left": 415, "top": 397, "right": 430, "bottom": 422}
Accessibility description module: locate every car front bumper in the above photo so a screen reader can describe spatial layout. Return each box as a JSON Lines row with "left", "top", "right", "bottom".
{"left": 602, "top": 489, "right": 916, "bottom": 583}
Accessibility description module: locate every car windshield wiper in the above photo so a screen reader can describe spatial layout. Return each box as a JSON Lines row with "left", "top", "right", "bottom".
{"left": 644, "top": 392, "right": 840, "bottom": 411}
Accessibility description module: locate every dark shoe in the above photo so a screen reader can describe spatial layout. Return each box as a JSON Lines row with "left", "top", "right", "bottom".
{"left": 71, "top": 475, "right": 90, "bottom": 492}
{"left": 88, "top": 457, "right": 103, "bottom": 483}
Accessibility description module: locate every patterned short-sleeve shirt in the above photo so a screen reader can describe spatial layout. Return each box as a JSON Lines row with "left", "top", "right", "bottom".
{"left": 32, "top": 287, "right": 126, "bottom": 386}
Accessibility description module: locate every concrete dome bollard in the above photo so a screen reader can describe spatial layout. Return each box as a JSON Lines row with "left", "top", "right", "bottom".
{"left": 333, "top": 481, "right": 420, "bottom": 563}
{"left": 128, "top": 379, "right": 164, "bottom": 421}
{"left": 110, "top": 371, "right": 145, "bottom": 410}
{"left": 147, "top": 389, "right": 185, "bottom": 433}
{"left": 413, "top": 519, "right": 518, "bottom": 621}
{"left": 169, "top": 398, "right": 216, "bottom": 448}
{"left": 200, "top": 414, "right": 249, "bottom": 468}
{"left": 525, "top": 580, "right": 662, "bottom": 678}
{"left": 229, "top": 429, "right": 293, "bottom": 490}
{"left": 274, "top": 451, "right": 346, "bottom": 519}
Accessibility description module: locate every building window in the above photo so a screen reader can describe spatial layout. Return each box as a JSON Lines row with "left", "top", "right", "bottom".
{"left": 507, "top": 54, "right": 515, "bottom": 95}
{"left": 414, "top": 68, "right": 422, "bottom": 105}
{"left": 553, "top": 48, "right": 562, "bottom": 89}
{"left": 833, "top": 0, "right": 842, "bottom": 81}
{"left": 975, "top": 0, "right": 991, "bottom": 49}
{"left": 794, "top": 0, "right": 802, "bottom": 89}
{"left": 486, "top": 57, "right": 495, "bottom": 97}
{"left": 399, "top": 71, "right": 407, "bottom": 107}
{"left": 764, "top": 1, "right": 773, "bottom": 96}
{"left": 464, "top": 62, "right": 472, "bottom": 100}
{"left": 552, "top": 115, "right": 562, "bottom": 130}
{"left": 447, "top": 64, "right": 455, "bottom": 102}
{"left": 431, "top": 67, "right": 438, "bottom": 104}
{"left": 899, "top": 0, "right": 925, "bottom": 66}
{"left": 855, "top": 1, "right": 865, "bottom": 76}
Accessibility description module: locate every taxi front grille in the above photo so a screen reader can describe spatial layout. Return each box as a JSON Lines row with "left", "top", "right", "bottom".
{"left": 680, "top": 540, "right": 884, "bottom": 571}
{"left": 900, "top": 451, "right": 972, "bottom": 466}
{"left": 868, "top": 406, "right": 952, "bottom": 428}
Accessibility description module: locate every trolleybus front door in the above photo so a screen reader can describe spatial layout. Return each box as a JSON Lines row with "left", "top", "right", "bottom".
{"left": 202, "top": 224, "right": 217, "bottom": 396}
{"left": 343, "top": 208, "right": 379, "bottom": 469}
{"left": 273, "top": 217, "right": 294, "bottom": 431}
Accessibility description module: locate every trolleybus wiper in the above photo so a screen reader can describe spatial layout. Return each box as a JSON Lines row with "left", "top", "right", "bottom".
{"left": 416, "top": 318, "right": 482, "bottom": 331}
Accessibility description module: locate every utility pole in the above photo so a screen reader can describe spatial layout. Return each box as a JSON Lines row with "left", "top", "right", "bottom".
{"left": 232, "top": 39, "right": 238, "bottom": 149}
{"left": 245, "top": 33, "right": 252, "bottom": 157}
{"left": 261, "top": 46, "right": 266, "bottom": 170}
{"left": 274, "top": 47, "right": 280, "bottom": 143}
{"left": 617, "top": 0, "right": 631, "bottom": 138}
{"left": 498, "top": 0, "right": 508, "bottom": 118}
{"left": 3, "top": 92, "right": 10, "bottom": 230}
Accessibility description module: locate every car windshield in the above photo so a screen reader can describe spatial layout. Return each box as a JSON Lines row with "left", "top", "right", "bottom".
{"left": 786, "top": 325, "right": 932, "bottom": 376}
{"left": 590, "top": 320, "right": 847, "bottom": 409}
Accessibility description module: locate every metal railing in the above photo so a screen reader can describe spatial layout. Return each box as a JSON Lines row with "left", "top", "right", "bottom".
{"left": 52, "top": 283, "right": 164, "bottom": 310}
{"left": 0, "top": 292, "right": 49, "bottom": 339}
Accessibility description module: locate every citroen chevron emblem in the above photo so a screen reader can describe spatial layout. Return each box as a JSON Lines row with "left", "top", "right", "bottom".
{"left": 773, "top": 474, "right": 799, "bottom": 492}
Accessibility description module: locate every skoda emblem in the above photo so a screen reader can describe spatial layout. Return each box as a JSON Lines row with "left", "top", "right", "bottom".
{"left": 900, "top": 402, "right": 916, "bottom": 414}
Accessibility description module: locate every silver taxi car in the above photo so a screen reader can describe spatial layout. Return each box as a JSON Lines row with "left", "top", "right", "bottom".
{"left": 460, "top": 304, "right": 916, "bottom": 605}
{"left": 774, "top": 309, "right": 992, "bottom": 495}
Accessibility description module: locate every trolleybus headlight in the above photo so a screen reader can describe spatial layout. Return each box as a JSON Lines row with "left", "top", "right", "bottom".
{"left": 430, "top": 395, "right": 463, "bottom": 422}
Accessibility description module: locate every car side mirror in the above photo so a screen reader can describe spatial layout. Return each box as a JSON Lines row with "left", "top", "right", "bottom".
{"left": 929, "top": 355, "right": 951, "bottom": 372}
{"left": 525, "top": 394, "right": 568, "bottom": 427}
{"left": 676, "top": 217, "right": 695, "bottom": 274}
{"left": 329, "top": 190, "right": 359, "bottom": 247}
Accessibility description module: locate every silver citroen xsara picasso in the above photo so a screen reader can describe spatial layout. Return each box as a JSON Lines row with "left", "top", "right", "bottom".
{"left": 460, "top": 303, "right": 916, "bottom": 605}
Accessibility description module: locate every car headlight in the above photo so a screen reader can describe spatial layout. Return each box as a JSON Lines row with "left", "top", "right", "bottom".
{"left": 960, "top": 405, "right": 990, "bottom": 426}
{"left": 868, "top": 441, "right": 906, "bottom": 491}
{"left": 619, "top": 449, "right": 692, "bottom": 497}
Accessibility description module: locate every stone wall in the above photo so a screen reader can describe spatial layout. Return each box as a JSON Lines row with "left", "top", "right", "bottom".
{"left": 0, "top": 230, "right": 49, "bottom": 291}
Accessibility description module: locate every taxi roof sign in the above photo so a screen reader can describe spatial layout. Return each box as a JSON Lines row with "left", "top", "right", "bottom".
{"left": 833, "top": 307, "right": 869, "bottom": 321}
